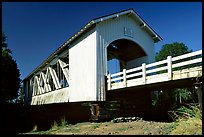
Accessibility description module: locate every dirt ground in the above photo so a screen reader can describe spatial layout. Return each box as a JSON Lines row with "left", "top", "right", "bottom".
{"left": 24, "top": 118, "right": 175, "bottom": 135}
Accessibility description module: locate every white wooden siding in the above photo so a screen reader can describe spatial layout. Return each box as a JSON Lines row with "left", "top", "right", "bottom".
{"left": 96, "top": 14, "right": 155, "bottom": 101}
{"left": 31, "top": 87, "right": 69, "bottom": 105}
{"left": 69, "top": 28, "right": 97, "bottom": 102}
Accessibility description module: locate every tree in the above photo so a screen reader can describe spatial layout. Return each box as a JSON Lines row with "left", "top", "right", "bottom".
{"left": 1, "top": 32, "right": 21, "bottom": 103}
{"left": 155, "top": 42, "right": 192, "bottom": 61}
{"left": 152, "top": 42, "right": 196, "bottom": 111}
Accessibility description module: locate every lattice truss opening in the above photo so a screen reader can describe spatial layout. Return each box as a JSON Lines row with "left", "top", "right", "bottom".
{"left": 27, "top": 53, "right": 69, "bottom": 97}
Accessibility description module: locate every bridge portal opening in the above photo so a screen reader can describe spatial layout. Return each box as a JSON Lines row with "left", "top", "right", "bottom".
{"left": 106, "top": 39, "right": 151, "bottom": 120}
{"left": 107, "top": 39, "right": 146, "bottom": 75}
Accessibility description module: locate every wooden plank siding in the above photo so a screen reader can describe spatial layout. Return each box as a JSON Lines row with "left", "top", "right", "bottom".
{"left": 69, "top": 28, "right": 97, "bottom": 102}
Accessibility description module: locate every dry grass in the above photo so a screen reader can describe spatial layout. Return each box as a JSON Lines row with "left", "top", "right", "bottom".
{"left": 26, "top": 104, "right": 201, "bottom": 135}
{"left": 31, "top": 125, "right": 38, "bottom": 132}
{"left": 168, "top": 103, "right": 202, "bottom": 135}
{"left": 170, "top": 117, "right": 202, "bottom": 135}
{"left": 51, "top": 121, "right": 59, "bottom": 130}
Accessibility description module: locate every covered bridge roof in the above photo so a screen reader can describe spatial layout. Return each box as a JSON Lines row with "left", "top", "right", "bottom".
{"left": 23, "top": 8, "right": 162, "bottom": 81}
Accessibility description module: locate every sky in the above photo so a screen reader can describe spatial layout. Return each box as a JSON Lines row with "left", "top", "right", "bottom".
{"left": 2, "top": 2, "right": 202, "bottom": 80}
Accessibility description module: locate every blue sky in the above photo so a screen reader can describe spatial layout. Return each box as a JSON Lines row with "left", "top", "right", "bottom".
{"left": 2, "top": 2, "right": 202, "bottom": 80}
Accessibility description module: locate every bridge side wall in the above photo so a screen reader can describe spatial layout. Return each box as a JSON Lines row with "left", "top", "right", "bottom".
{"left": 96, "top": 14, "right": 155, "bottom": 101}
{"left": 69, "top": 28, "right": 97, "bottom": 102}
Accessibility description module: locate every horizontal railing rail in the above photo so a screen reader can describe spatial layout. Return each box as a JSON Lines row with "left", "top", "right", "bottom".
{"left": 107, "top": 50, "right": 202, "bottom": 90}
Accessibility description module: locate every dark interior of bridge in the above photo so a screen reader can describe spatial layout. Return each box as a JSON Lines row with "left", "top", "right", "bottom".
{"left": 107, "top": 39, "right": 146, "bottom": 72}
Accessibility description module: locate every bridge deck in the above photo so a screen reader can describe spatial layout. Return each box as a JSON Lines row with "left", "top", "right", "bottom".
{"left": 107, "top": 50, "right": 202, "bottom": 91}
{"left": 109, "top": 67, "right": 202, "bottom": 92}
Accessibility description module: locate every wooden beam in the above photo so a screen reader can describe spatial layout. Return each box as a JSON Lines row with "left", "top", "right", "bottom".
{"left": 40, "top": 72, "right": 51, "bottom": 92}
{"left": 167, "top": 56, "right": 172, "bottom": 80}
{"left": 142, "top": 63, "right": 146, "bottom": 84}
{"left": 48, "top": 67, "right": 61, "bottom": 89}
{"left": 194, "top": 79, "right": 202, "bottom": 110}
{"left": 123, "top": 69, "right": 127, "bottom": 87}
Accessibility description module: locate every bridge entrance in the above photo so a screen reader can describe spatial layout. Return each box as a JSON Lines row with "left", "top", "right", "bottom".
{"left": 107, "top": 38, "right": 146, "bottom": 75}
{"left": 105, "top": 39, "right": 151, "bottom": 119}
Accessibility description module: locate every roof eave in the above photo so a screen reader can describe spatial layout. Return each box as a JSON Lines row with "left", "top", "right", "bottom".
{"left": 93, "top": 9, "right": 162, "bottom": 43}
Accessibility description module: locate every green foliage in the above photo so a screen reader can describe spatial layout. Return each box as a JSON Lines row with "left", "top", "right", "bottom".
{"left": 155, "top": 42, "right": 193, "bottom": 73}
{"left": 174, "top": 88, "right": 198, "bottom": 104}
{"left": 92, "top": 123, "right": 100, "bottom": 129}
{"left": 116, "top": 127, "right": 129, "bottom": 132}
{"left": 151, "top": 88, "right": 198, "bottom": 112}
{"left": 155, "top": 42, "right": 192, "bottom": 61}
{"left": 15, "top": 85, "right": 25, "bottom": 103}
{"left": 166, "top": 122, "right": 178, "bottom": 133}
{"left": 1, "top": 32, "right": 21, "bottom": 103}
{"left": 59, "top": 116, "right": 68, "bottom": 127}
{"left": 50, "top": 117, "right": 68, "bottom": 131}
{"left": 2, "top": 32, "right": 12, "bottom": 59}
{"left": 169, "top": 103, "right": 201, "bottom": 121}
{"left": 152, "top": 42, "right": 197, "bottom": 111}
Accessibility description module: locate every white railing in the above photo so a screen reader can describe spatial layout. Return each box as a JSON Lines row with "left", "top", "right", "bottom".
{"left": 107, "top": 50, "right": 202, "bottom": 90}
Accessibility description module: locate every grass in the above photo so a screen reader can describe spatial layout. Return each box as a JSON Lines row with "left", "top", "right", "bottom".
{"left": 30, "top": 116, "right": 69, "bottom": 134}
{"left": 28, "top": 104, "right": 201, "bottom": 135}
{"left": 30, "top": 125, "right": 50, "bottom": 134}
{"left": 59, "top": 116, "right": 68, "bottom": 127}
{"left": 143, "top": 127, "right": 149, "bottom": 134}
{"left": 92, "top": 123, "right": 100, "bottom": 129}
{"left": 31, "top": 125, "right": 38, "bottom": 132}
{"left": 116, "top": 127, "right": 129, "bottom": 132}
{"left": 168, "top": 103, "right": 202, "bottom": 135}
{"left": 51, "top": 121, "right": 59, "bottom": 130}
{"left": 170, "top": 117, "right": 202, "bottom": 135}
{"left": 50, "top": 116, "right": 68, "bottom": 131}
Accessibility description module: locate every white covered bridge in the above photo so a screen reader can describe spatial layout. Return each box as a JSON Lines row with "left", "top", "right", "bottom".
{"left": 23, "top": 9, "right": 202, "bottom": 107}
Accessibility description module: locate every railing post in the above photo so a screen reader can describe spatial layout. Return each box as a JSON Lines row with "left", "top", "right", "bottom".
{"left": 108, "top": 73, "right": 111, "bottom": 90}
{"left": 123, "top": 69, "right": 127, "bottom": 87}
{"left": 167, "top": 56, "right": 172, "bottom": 80}
{"left": 142, "top": 63, "right": 146, "bottom": 84}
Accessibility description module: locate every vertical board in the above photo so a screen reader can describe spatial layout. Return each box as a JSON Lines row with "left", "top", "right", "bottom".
{"left": 69, "top": 28, "right": 97, "bottom": 102}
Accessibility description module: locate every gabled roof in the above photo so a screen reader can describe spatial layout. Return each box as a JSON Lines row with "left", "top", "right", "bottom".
{"left": 67, "top": 8, "right": 162, "bottom": 46}
{"left": 23, "top": 8, "right": 162, "bottom": 81}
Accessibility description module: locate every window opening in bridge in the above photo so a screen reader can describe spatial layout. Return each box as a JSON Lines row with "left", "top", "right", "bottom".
{"left": 57, "top": 61, "right": 69, "bottom": 88}
{"left": 60, "top": 57, "right": 69, "bottom": 66}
